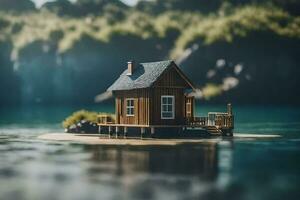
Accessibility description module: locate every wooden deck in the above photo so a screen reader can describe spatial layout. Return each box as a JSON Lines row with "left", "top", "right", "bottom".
{"left": 98, "top": 112, "right": 234, "bottom": 137}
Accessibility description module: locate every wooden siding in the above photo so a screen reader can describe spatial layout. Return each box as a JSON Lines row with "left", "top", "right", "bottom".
{"left": 153, "top": 66, "right": 191, "bottom": 88}
{"left": 113, "top": 63, "right": 195, "bottom": 126}
{"left": 149, "top": 87, "right": 185, "bottom": 125}
{"left": 149, "top": 64, "right": 193, "bottom": 125}
{"left": 114, "top": 89, "right": 150, "bottom": 125}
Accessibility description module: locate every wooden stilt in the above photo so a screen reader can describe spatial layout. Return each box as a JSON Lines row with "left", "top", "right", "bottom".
{"left": 108, "top": 126, "right": 112, "bottom": 139}
{"left": 141, "top": 127, "right": 145, "bottom": 139}
{"left": 151, "top": 127, "right": 155, "bottom": 135}
{"left": 124, "top": 127, "right": 128, "bottom": 138}
{"left": 116, "top": 126, "right": 119, "bottom": 139}
{"left": 98, "top": 125, "right": 101, "bottom": 134}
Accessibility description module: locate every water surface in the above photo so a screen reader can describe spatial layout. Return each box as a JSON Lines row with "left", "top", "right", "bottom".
{"left": 0, "top": 105, "right": 300, "bottom": 200}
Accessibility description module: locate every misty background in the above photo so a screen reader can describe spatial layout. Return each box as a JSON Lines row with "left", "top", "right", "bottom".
{"left": 0, "top": 0, "right": 300, "bottom": 106}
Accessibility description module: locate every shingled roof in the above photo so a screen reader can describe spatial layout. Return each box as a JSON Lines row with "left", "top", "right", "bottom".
{"left": 107, "top": 60, "right": 194, "bottom": 91}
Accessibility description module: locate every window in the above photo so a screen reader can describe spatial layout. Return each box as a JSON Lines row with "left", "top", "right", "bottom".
{"left": 126, "top": 98, "right": 134, "bottom": 116}
{"left": 161, "top": 96, "right": 175, "bottom": 119}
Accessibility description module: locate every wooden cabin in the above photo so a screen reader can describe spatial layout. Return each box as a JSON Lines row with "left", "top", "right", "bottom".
{"left": 99, "top": 60, "right": 234, "bottom": 137}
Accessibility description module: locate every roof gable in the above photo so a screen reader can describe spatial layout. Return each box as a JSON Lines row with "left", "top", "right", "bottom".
{"left": 107, "top": 60, "right": 194, "bottom": 91}
{"left": 153, "top": 62, "right": 195, "bottom": 89}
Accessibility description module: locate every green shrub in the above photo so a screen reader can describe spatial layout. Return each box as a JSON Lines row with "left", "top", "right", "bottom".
{"left": 62, "top": 110, "right": 116, "bottom": 128}
{"left": 62, "top": 110, "right": 93, "bottom": 128}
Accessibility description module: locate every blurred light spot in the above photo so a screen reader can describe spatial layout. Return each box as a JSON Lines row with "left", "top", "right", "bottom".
{"left": 85, "top": 17, "right": 92, "bottom": 24}
{"left": 245, "top": 74, "right": 252, "bottom": 80}
{"left": 94, "top": 91, "right": 113, "bottom": 103}
{"left": 206, "top": 69, "right": 216, "bottom": 79}
{"left": 234, "top": 64, "right": 243, "bottom": 75}
{"left": 216, "top": 59, "right": 226, "bottom": 69}
{"left": 156, "top": 44, "right": 162, "bottom": 50}
{"left": 222, "top": 77, "right": 239, "bottom": 91}
{"left": 176, "top": 43, "right": 199, "bottom": 64}
{"left": 13, "top": 62, "right": 20, "bottom": 72}
{"left": 188, "top": 89, "right": 203, "bottom": 99}
{"left": 42, "top": 44, "right": 50, "bottom": 53}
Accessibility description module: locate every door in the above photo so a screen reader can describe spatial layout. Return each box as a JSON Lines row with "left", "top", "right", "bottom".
{"left": 185, "top": 96, "right": 194, "bottom": 123}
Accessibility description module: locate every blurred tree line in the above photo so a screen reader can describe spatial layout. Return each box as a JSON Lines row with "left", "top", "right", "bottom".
{"left": 0, "top": 0, "right": 300, "bottom": 105}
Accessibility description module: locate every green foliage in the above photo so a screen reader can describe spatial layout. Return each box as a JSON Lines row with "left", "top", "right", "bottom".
{"left": 170, "top": 5, "right": 300, "bottom": 58}
{"left": 0, "top": 3, "right": 300, "bottom": 60}
{"left": 62, "top": 110, "right": 98, "bottom": 128}
{"left": 62, "top": 110, "right": 115, "bottom": 128}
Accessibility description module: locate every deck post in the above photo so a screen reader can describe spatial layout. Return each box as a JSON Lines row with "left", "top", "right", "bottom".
{"left": 141, "top": 127, "right": 145, "bottom": 139}
{"left": 150, "top": 127, "right": 155, "bottom": 135}
{"left": 124, "top": 127, "right": 127, "bottom": 138}
{"left": 116, "top": 126, "right": 119, "bottom": 139}
{"left": 227, "top": 103, "right": 232, "bottom": 116}
{"left": 108, "top": 126, "right": 112, "bottom": 139}
{"left": 98, "top": 125, "right": 101, "bottom": 134}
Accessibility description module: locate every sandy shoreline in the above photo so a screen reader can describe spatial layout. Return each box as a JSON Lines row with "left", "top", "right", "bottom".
{"left": 37, "top": 133, "right": 281, "bottom": 146}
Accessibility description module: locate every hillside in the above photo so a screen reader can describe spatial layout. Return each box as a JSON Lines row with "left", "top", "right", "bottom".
{"left": 0, "top": 0, "right": 300, "bottom": 105}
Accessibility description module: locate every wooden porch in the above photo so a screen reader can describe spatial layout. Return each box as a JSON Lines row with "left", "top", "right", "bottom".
{"left": 97, "top": 104, "right": 234, "bottom": 137}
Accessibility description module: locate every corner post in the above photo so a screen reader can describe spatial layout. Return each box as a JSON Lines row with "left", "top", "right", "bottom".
{"left": 226, "top": 103, "right": 234, "bottom": 136}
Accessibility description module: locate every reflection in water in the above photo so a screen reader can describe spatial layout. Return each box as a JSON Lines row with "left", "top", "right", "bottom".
{"left": 1, "top": 105, "right": 300, "bottom": 200}
{"left": 217, "top": 141, "right": 233, "bottom": 189}
{"left": 0, "top": 129, "right": 237, "bottom": 200}
{"left": 87, "top": 144, "right": 218, "bottom": 178}
{"left": 79, "top": 143, "right": 233, "bottom": 199}
{"left": 1, "top": 131, "right": 300, "bottom": 200}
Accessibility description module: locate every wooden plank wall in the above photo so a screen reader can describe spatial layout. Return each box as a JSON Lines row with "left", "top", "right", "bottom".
{"left": 149, "top": 65, "right": 192, "bottom": 125}
{"left": 114, "top": 89, "right": 150, "bottom": 125}
{"left": 149, "top": 87, "right": 185, "bottom": 125}
{"left": 154, "top": 67, "right": 190, "bottom": 88}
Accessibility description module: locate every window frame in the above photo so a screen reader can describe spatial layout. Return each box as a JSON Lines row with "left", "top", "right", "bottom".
{"left": 126, "top": 98, "right": 135, "bottom": 116}
{"left": 161, "top": 95, "right": 175, "bottom": 119}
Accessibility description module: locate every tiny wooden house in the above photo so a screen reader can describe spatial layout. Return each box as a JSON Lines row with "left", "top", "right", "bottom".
{"left": 107, "top": 60, "right": 196, "bottom": 127}
{"left": 102, "top": 60, "right": 234, "bottom": 137}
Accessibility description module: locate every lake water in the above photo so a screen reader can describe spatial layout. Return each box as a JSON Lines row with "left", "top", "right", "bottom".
{"left": 0, "top": 104, "right": 300, "bottom": 200}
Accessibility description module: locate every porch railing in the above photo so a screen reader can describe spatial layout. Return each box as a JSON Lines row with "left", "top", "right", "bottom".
{"left": 187, "top": 116, "right": 208, "bottom": 127}
{"left": 98, "top": 114, "right": 116, "bottom": 124}
{"left": 215, "top": 115, "right": 234, "bottom": 128}
{"left": 186, "top": 113, "right": 234, "bottom": 129}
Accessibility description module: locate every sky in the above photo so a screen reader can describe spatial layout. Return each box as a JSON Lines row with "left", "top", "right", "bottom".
{"left": 33, "top": 0, "right": 139, "bottom": 8}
